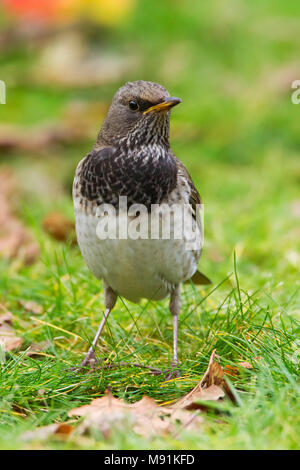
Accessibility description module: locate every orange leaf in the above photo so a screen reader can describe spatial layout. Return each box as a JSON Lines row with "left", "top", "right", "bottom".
{"left": 22, "top": 422, "right": 74, "bottom": 442}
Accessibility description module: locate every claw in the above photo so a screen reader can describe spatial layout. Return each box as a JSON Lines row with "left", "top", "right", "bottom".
{"left": 68, "top": 351, "right": 104, "bottom": 374}
{"left": 164, "top": 362, "right": 181, "bottom": 380}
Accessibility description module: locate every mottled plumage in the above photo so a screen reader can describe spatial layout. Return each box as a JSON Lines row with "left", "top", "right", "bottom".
{"left": 73, "top": 80, "right": 210, "bottom": 374}
{"left": 77, "top": 144, "right": 177, "bottom": 209}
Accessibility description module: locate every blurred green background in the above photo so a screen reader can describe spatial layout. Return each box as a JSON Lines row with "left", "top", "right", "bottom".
{"left": 0, "top": 0, "right": 299, "bottom": 450}
{"left": 1, "top": 0, "right": 299, "bottom": 293}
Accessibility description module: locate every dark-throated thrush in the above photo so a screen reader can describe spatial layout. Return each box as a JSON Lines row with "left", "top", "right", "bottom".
{"left": 73, "top": 81, "right": 210, "bottom": 376}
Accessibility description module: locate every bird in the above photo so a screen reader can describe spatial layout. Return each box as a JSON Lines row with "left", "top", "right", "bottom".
{"left": 73, "top": 80, "right": 211, "bottom": 376}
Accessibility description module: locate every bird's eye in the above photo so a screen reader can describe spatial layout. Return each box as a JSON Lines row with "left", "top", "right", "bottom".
{"left": 129, "top": 100, "right": 139, "bottom": 111}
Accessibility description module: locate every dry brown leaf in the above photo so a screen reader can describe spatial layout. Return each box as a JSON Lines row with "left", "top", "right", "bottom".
{"left": 239, "top": 361, "right": 253, "bottom": 370}
{"left": 0, "top": 310, "right": 13, "bottom": 325}
{"left": 19, "top": 300, "right": 43, "bottom": 315}
{"left": 68, "top": 390, "right": 203, "bottom": 439}
{"left": 224, "top": 364, "right": 239, "bottom": 377}
{"left": 25, "top": 340, "right": 51, "bottom": 357}
{"left": 0, "top": 323, "right": 23, "bottom": 352}
{"left": 22, "top": 423, "right": 74, "bottom": 442}
{"left": 23, "top": 351, "right": 237, "bottom": 442}
{"left": 225, "top": 361, "right": 254, "bottom": 377}
{"left": 0, "top": 304, "right": 23, "bottom": 352}
{"left": 0, "top": 124, "right": 68, "bottom": 153}
{"left": 67, "top": 351, "right": 231, "bottom": 440}
{"left": 0, "top": 169, "right": 39, "bottom": 265}
{"left": 175, "top": 385, "right": 225, "bottom": 411}
{"left": 0, "top": 99, "right": 108, "bottom": 155}
{"left": 54, "top": 424, "right": 74, "bottom": 436}
{"left": 43, "top": 212, "right": 76, "bottom": 244}
{"left": 32, "top": 32, "right": 139, "bottom": 88}
{"left": 173, "top": 350, "right": 227, "bottom": 409}
{"left": 200, "top": 353, "right": 225, "bottom": 388}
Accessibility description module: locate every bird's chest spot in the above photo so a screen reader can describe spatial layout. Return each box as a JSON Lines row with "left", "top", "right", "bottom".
{"left": 79, "top": 145, "right": 178, "bottom": 209}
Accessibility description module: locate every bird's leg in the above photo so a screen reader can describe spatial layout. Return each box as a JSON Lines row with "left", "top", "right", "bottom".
{"left": 78, "top": 286, "right": 117, "bottom": 370}
{"left": 165, "top": 285, "right": 181, "bottom": 379}
{"left": 172, "top": 308, "right": 179, "bottom": 366}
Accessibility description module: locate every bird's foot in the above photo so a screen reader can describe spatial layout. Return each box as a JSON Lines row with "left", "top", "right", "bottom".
{"left": 94, "top": 361, "right": 163, "bottom": 375}
{"left": 69, "top": 350, "right": 103, "bottom": 374}
{"left": 164, "top": 362, "right": 181, "bottom": 380}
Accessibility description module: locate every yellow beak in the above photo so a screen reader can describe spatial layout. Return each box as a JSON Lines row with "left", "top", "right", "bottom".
{"left": 143, "top": 97, "right": 182, "bottom": 114}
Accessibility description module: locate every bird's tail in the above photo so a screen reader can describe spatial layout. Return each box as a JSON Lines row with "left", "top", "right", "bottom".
{"left": 186, "top": 270, "right": 212, "bottom": 285}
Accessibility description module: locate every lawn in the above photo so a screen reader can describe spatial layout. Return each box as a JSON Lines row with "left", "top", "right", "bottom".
{"left": 0, "top": 0, "right": 299, "bottom": 450}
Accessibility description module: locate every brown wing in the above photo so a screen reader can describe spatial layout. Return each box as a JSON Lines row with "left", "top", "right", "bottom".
{"left": 174, "top": 156, "right": 212, "bottom": 285}
{"left": 174, "top": 156, "right": 201, "bottom": 225}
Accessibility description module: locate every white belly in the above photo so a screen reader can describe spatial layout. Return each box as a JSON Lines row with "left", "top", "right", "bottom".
{"left": 75, "top": 208, "right": 201, "bottom": 303}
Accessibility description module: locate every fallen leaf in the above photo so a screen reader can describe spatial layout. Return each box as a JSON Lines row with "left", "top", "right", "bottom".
{"left": 239, "top": 361, "right": 253, "bottom": 370}
{"left": 43, "top": 212, "right": 76, "bottom": 244}
{"left": 0, "top": 323, "right": 23, "bottom": 352}
{"left": 0, "top": 169, "right": 39, "bottom": 265}
{"left": 225, "top": 361, "right": 253, "bottom": 377}
{"left": 54, "top": 423, "right": 74, "bottom": 435}
{"left": 22, "top": 423, "right": 74, "bottom": 442}
{"left": 32, "top": 32, "right": 139, "bottom": 88}
{"left": 19, "top": 300, "right": 43, "bottom": 315}
{"left": 0, "top": 310, "right": 13, "bottom": 325}
{"left": 68, "top": 351, "right": 231, "bottom": 440}
{"left": 0, "top": 122, "right": 91, "bottom": 154}
{"left": 224, "top": 364, "right": 239, "bottom": 377}
{"left": 0, "top": 100, "right": 108, "bottom": 155}
{"left": 0, "top": 305, "right": 24, "bottom": 352}
{"left": 25, "top": 340, "right": 51, "bottom": 357}
{"left": 200, "top": 350, "right": 226, "bottom": 388}
{"left": 21, "top": 351, "right": 238, "bottom": 442}
{"left": 176, "top": 385, "right": 225, "bottom": 412}
{"left": 254, "top": 356, "right": 262, "bottom": 362}
{"left": 173, "top": 350, "right": 227, "bottom": 410}
{"left": 68, "top": 389, "right": 203, "bottom": 439}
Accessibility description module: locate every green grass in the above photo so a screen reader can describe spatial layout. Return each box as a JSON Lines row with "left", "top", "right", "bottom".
{"left": 0, "top": 0, "right": 299, "bottom": 450}
{"left": 0, "top": 247, "right": 299, "bottom": 449}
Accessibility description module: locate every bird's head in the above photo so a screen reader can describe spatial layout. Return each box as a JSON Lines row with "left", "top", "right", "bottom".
{"left": 97, "top": 80, "right": 182, "bottom": 148}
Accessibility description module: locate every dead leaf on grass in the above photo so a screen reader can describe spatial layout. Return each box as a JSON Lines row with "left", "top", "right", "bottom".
{"left": 0, "top": 323, "right": 23, "bottom": 352}
{"left": 19, "top": 300, "right": 43, "bottom": 315}
{"left": 0, "top": 169, "right": 40, "bottom": 265}
{"left": 32, "top": 32, "right": 139, "bottom": 88}
{"left": 68, "top": 350, "right": 233, "bottom": 439}
{"left": 42, "top": 212, "right": 76, "bottom": 244}
{"left": 0, "top": 310, "right": 13, "bottom": 325}
{"left": 0, "top": 123, "right": 79, "bottom": 153}
{"left": 224, "top": 364, "right": 239, "bottom": 377}
{"left": 0, "top": 305, "right": 27, "bottom": 353}
{"left": 0, "top": 100, "right": 108, "bottom": 155}
{"left": 68, "top": 389, "right": 203, "bottom": 439}
{"left": 173, "top": 350, "right": 227, "bottom": 410}
{"left": 238, "top": 361, "right": 253, "bottom": 370}
{"left": 22, "top": 423, "right": 74, "bottom": 442}
{"left": 21, "top": 350, "right": 239, "bottom": 442}
{"left": 25, "top": 340, "right": 51, "bottom": 357}
{"left": 224, "top": 361, "right": 254, "bottom": 377}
